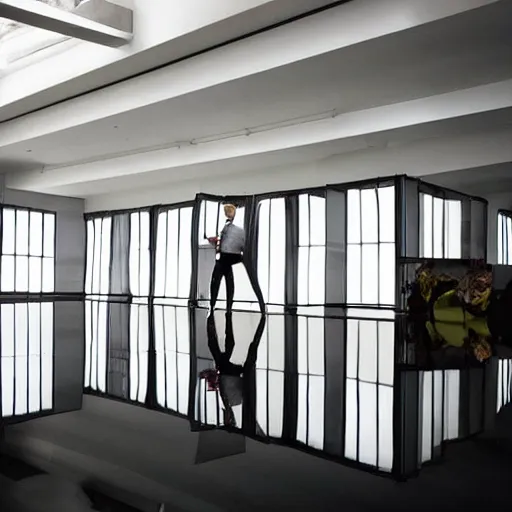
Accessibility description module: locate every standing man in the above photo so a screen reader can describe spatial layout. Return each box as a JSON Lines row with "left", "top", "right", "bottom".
{"left": 208, "top": 204, "right": 245, "bottom": 312}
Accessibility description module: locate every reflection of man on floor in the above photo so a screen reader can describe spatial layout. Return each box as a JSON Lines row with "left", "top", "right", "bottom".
{"left": 200, "top": 312, "right": 266, "bottom": 428}
{"left": 208, "top": 203, "right": 264, "bottom": 313}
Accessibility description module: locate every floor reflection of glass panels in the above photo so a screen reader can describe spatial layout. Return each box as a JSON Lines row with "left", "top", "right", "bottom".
{"left": 189, "top": 308, "right": 396, "bottom": 473}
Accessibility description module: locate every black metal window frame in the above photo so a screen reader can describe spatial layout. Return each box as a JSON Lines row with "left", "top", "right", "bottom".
{"left": 497, "top": 209, "right": 512, "bottom": 265}
{"left": 81, "top": 174, "right": 491, "bottom": 481}
{"left": 154, "top": 202, "right": 194, "bottom": 416}
{"left": 0, "top": 205, "right": 57, "bottom": 421}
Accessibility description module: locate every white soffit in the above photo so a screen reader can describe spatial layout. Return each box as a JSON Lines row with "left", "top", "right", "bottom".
{"left": 0, "top": 0, "right": 132, "bottom": 47}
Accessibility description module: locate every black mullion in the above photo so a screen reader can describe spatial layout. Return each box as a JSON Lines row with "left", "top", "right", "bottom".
{"left": 307, "top": 194, "right": 311, "bottom": 305}
{"left": 134, "top": 304, "right": 141, "bottom": 402}
{"left": 503, "top": 361, "right": 507, "bottom": 409}
{"left": 358, "top": 190, "right": 363, "bottom": 305}
{"left": 87, "top": 221, "right": 95, "bottom": 389}
{"left": 14, "top": 210, "right": 17, "bottom": 293}
{"left": 506, "top": 216, "right": 510, "bottom": 264}
{"left": 147, "top": 206, "right": 158, "bottom": 408}
{"left": 202, "top": 201, "right": 207, "bottom": 240}
{"left": 174, "top": 307, "right": 179, "bottom": 412}
{"left": 26, "top": 303, "right": 29, "bottom": 414}
{"left": 508, "top": 361, "right": 511, "bottom": 403}
{"left": 137, "top": 213, "right": 142, "bottom": 401}
{"left": 375, "top": 319, "right": 380, "bottom": 468}
{"left": 306, "top": 317, "right": 310, "bottom": 445}
{"left": 177, "top": 209, "right": 181, "bottom": 298}
{"left": 375, "top": 188, "right": 381, "bottom": 305}
{"left": 161, "top": 305, "right": 167, "bottom": 408}
{"left": 40, "top": 213, "right": 44, "bottom": 297}
{"left": 162, "top": 212, "right": 169, "bottom": 406}
{"left": 441, "top": 195, "right": 446, "bottom": 258}
{"left": 26, "top": 214, "right": 31, "bottom": 411}
{"left": 39, "top": 303, "right": 42, "bottom": 412}
{"left": 502, "top": 215, "right": 506, "bottom": 263}
{"left": 441, "top": 370, "right": 446, "bottom": 451}
{"left": 430, "top": 372, "right": 435, "bottom": 460}
{"left": 27, "top": 212, "right": 31, "bottom": 293}
{"left": 374, "top": 187, "right": 381, "bottom": 467}
{"left": 431, "top": 195, "right": 434, "bottom": 258}
{"left": 267, "top": 200, "right": 272, "bottom": 435}
{"left": 163, "top": 212, "right": 169, "bottom": 298}
{"left": 12, "top": 304, "right": 16, "bottom": 416}
{"left": 95, "top": 219, "right": 103, "bottom": 391}
{"left": 138, "top": 213, "right": 142, "bottom": 297}
{"left": 356, "top": 320, "right": 360, "bottom": 462}
{"left": 267, "top": 200, "right": 272, "bottom": 305}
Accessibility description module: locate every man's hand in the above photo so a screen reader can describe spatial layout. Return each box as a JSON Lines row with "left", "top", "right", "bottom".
{"left": 207, "top": 236, "right": 218, "bottom": 245}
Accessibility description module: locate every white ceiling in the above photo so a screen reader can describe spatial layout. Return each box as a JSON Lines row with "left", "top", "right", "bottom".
{"left": 424, "top": 163, "right": 512, "bottom": 196}
{"left": 0, "top": 0, "right": 511, "bottom": 204}
{"left": 1, "top": 0, "right": 511, "bottom": 172}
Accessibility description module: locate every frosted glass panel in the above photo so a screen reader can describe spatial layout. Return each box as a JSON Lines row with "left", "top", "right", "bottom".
{"left": 379, "top": 244, "right": 395, "bottom": 305}
{"left": 29, "top": 212, "right": 43, "bottom": 257}
{"left": 421, "top": 372, "right": 433, "bottom": 463}
{"left": 444, "top": 370, "right": 460, "bottom": 440}
{"left": 378, "top": 187, "right": 395, "bottom": 243}
{"left": 347, "top": 190, "right": 361, "bottom": 244}
{"left": 445, "top": 201, "right": 461, "bottom": 258}
{"left": 498, "top": 213, "right": 512, "bottom": 265}
{"left": 1, "top": 302, "right": 54, "bottom": 418}
{"left": 309, "top": 195, "right": 326, "bottom": 246}
{"left": 345, "top": 378, "right": 358, "bottom": 460}
{"left": 358, "top": 321, "right": 377, "bottom": 383}
{"left": 3, "top": 209, "right": 15, "bottom": 254}
{"left": 16, "top": 210, "right": 29, "bottom": 256}
{"left": 361, "top": 189, "right": 378, "bottom": 243}
{"left": 421, "top": 193, "right": 461, "bottom": 259}
{"left": 346, "top": 245, "right": 361, "bottom": 304}
{"left": 359, "top": 382, "right": 377, "bottom": 466}
{"left": 378, "top": 385, "right": 394, "bottom": 471}
{"left": 298, "top": 195, "right": 309, "bottom": 247}
{"left": 433, "top": 198, "right": 444, "bottom": 258}
{"left": 43, "top": 214, "right": 55, "bottom": 258}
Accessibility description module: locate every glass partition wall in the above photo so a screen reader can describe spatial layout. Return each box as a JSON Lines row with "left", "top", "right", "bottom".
{"left": 1, "top": 207, "right": 56, "bottom": 419}
{"left": 83, "top": 175, "right": 497, "bottom": 480}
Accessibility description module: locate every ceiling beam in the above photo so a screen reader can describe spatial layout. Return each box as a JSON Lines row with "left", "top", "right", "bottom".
{"left": 0, "top": 0, "right": 132, "bottom": 48}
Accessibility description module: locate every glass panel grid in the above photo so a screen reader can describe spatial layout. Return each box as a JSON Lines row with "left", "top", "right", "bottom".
{"left": 155, "top": 304, "right": 190, "bottom": 414}
{"left": 1, "top": 208, "right": 56, "bottom": 293}
{"left": 297, "top": 194, "right": 326, "bottom": 307}
{"left": 258, "top": 198, "right": 286, "bottom": 306}
{"left": 497, "top": 212, "right": 512, "bottom": 265}
{"left": 1, "top": 302, "right": 53, "bottom": 418}
{"left": 346, "top": 187, "right": 396, "bottom": 307}
{"left": 1, "top": 206, "right": 56, "bottom": 419}
{"left": 420, "top": 193, "right": 461, "bottom": 259}
{"left": 344, "top": 312, "right": 394, "bottom": 471}
{"left": 84, "top": 217, "right": 112, "bottom": 392}
{"left": 256, "top": 311, "right": 285, "bottom": 438}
